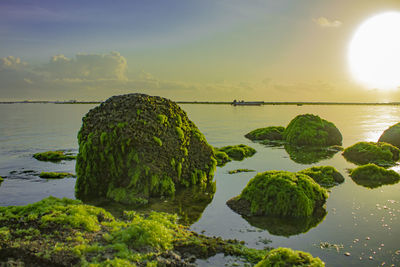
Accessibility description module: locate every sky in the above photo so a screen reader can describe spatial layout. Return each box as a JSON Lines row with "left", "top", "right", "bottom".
{"left": 1, "top": 0, "right": 400, "bottom": 102}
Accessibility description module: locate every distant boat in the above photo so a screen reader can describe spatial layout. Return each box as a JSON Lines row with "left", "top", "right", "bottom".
{"left": 232, "top": 101, "right": 263, "bottom": 106}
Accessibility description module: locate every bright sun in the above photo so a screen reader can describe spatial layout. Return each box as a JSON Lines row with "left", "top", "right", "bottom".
{"left": 348, "top": 12, "right": 400, "bottom": 90}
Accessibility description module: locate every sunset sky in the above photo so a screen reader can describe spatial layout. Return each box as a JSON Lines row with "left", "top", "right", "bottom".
{"left": 1, "top": 0, "right": 400, "bottom": 102}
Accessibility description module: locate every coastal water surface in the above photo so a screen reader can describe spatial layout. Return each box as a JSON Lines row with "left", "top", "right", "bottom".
{"left": 1, "top": 103, "right": 400, "bottom": 266}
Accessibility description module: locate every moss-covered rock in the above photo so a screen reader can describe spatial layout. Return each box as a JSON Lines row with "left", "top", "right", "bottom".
{"left": 75, "top": 94, "right": 217, "bottom": 205}
{"left": 379, "top": 122, "right": 400, "bottom": 148}
{"left": 243, "top": 209, "right": 326, "bottom": 237}
{"left": 0, "top": 176, "right": 3, "bottom": 186}
{"left": 213, "top": 149, "right": 231, "bottom": 166}
{"left": 245, "top": 126, "right": 285, "bottom": 142}
{"left": 255, "top": 247, "right": 325, "bottom": 267}
{"left": 39, "top": 172, "right": 76, "bottom": 179}
{"left": 216, "top": 144, "right": 256, "bottom": 161}
{"left": 33, "top": 151, "right": 76, "bottom": 162}
{"left": 349, "top": 163, "right": 400, "bottom": 188}
{"left": 342, "top": 141, "right": 400, "bottom": 166}
{"left": 0, "top": 197, "right": 266, "bottom": 266}
{"left": 283, "top": 114, "right": 342, "bottom": 147}
{"left": 284, "top": 144, "right": 341, "bottom": 164}
{"left": 228, "top": 169, "right": 255, "bottom": 174}
{"left": 298, "top": 166, "right": 344, "bottom": 188}
{"left": 227, "top": 171, "right": 328, "bottom": 217}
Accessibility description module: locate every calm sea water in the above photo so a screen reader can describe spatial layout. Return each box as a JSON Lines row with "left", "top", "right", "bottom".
{"left": 1, "top": 103, "right": 400, "bottom": 266}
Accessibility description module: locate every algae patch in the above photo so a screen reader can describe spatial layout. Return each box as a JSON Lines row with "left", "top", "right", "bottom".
{"left": 255, "top": 247, "right": 325, "bottom": 267}
{"left": 0, "top": 197, "right": 266, "bottom": 266}
{"left": 228, "top": 169, "right": 255, "bottom": 174}
{"left": 298, "top": 166, "right": 344, "bottom": 188}
{"left": 216, "top": 144, "right": 256, "bottom": 161}
{"left": 33, "top": 151, "right": 76, "bottom": 162}
{"left": 39, "top": 172, "right": 76, "bottom": 179}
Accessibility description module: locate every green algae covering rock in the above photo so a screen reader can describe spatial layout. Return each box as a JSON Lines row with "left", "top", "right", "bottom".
{"left": 255, "top": 247, "right": 325, "bottom": 267}
{"left": 349, "top": 163, "right": 400, "bottom": 189}
{"left": 342, "top": 141, "right": 400, "bottom": 167}
{"left": 39, "top": 172, "right": 75, "bottom": 179}
{"left": 216, "top": 144, "right": 256, "bottom": 161}
{"left": 283, "top": 114, "right": 342, "bottom": 147}
{"left": 298, "top": 166, "right": 344, "bottom": 188}
{"left": 213, "top": 148, "right": 231, "bottom": 166}
{"left": 33, "top": 150, "right": 76, "bottom": 162}
{"left": 245, "top": 126, "right": 285, "bottom": 142}
{"left": 227, "top": 171, "right": 328, "bottom": 217}
{"left": 0, "top": 196, "right": 265, "bottom": 266}
{"left": 75, "top": 94, "right": 217, "bottom": 205}
{"left": 379, "top": 122, "right": 400, "bottom": 148}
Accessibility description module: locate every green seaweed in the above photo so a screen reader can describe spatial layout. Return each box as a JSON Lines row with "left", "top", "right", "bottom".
{"left": 379, "top": 122, "right": 400, "bottom": 148}
{"left": 349, "top": 163, "right": 400, "bottom": 188}
{"left": 245, "top": 126, "right": 285, "bottom": 141}
{"left": 283, "top": 114, "right": 342, "bottom": 147}
{"left": 227, "top": 171, "right": 328, "bottom": 217}
{"left": 33, "top": 151, "right": 76, "bottom": 162}
{"left": 255, "top": 247, "right": 325, "bottom": 267}
{"left": 298, "top": 166, "right": 344, "bottom": 188}
{"left": 228, "top": 169, "right": 255, "bottom": 174}
{"left": 213, "top": 149, "right": 231, "bottom": 166}
{"left": 217, "top": 144, "right": 256, "bottom": 161}
{"left": 39, "top": 172, "right": 75, "bottom": 179}
{"left": 0, "top": 197, "right": 265, "bottom": 266}
{"left": 342, "top": 141, "right": 400, "bottom": 166}
{"left": 284, "top": 144, "right": 340, "bottom": 164}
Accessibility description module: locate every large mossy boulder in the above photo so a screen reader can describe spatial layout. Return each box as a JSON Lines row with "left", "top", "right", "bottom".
{"left": 75, "top": 94, "right": 217, "bottom": 205}
{"left": 342, "top": 141, "right": 400, "bottom": 166}
{"left": 379, "top": 122, "right": 400, "bottom": 148}
{"left": 255, "top": 247, "right": 325, "bottom": 267}
{"left": 227, "top": 171, "right": 328, "bottom": 217}
{"left": 245, "top": 126, "right": 285, "bottom": 142}
{"left": 283, "top": 114, "right": 342, "bottom": 147}
{"left": 298, "top": 166, "right": 344, "bottom": 188}
{"left": 349, "top": 163, "right": 400, "bottom": 188}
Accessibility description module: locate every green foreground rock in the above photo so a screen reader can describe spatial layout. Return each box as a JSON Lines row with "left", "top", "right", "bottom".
{"left": 0, "top": 197, "right": 266, "bottom": 266}
{"left": 349, "top": 163, "right": 400, "bottom": 188}
{"left": 75, "top": 94, "right": 217, "bottom": 205}
{"left": 299, "top": 166, "right": 344, "bottom": 188}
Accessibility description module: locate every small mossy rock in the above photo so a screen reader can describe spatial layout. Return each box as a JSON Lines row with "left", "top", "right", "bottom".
{"left": 255, "top": 247, "right": 325, "bottom": 267}
{"left": 217, "top": 144, "right": 256, "bottom": 161}
{"left": 213, "top": 148, "right": 231, "bottom": 166}
{"left": 342, "top": 141, "right": 400, "bottom": 166}
{"left": 0, "top": 176, "right": 3, "bottom": 185}
{"left": 227, "top": 171, "right": 328, "bottom": 217}
{"left": 75, "top": 93, "right": 217, "bottom": 205}
{"left": 283, "top": 114, "right": 342, "bottom": 147}
{"left": 245, "top": 126, "right": 285, "bottom": 141}
{"left": 39, "top": 172, "right": 75, "bottom": 179}
{"left": 284, "top": 144, "right": 340, "bottom": 164}
{"left": 349, "top": 163, "right": 400, "bottom": 189}
{"left": 33, "top": 151, "right": 76, "bottom": 162}
{"left": 298, "top": 166, "right": 344, "bottom": 188}
{"left": 379, "top": 122, "right": 400, "bottom": 148}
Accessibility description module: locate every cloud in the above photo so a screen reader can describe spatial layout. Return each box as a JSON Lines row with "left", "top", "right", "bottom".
{"left": 0, "top": 56, "right": 27, "bottom": 70}
{"left": 41, "top": 51, "right": 127, "bottom": 80}
{"left": 313, "top": 17, "right": 342, "bottom": 28}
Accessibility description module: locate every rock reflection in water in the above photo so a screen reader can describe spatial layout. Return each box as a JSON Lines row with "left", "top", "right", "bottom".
{"left": 243, "top": 208, "right": 327, "bottom": 237}
{"left": 284, "top": 144, "right": 340, "bottom": 165}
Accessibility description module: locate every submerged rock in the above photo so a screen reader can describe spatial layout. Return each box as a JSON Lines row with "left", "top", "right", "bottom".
{"left": 75, "top": 94, "right": 217, "bottom": 205}
{"left": 342, "top": 141, "right": 399, "bottom": 166}
{"left": 379, "top": 122, "right": 400, "bottom": 148}
{"left": 228, "top": 169, "right": 255, "bottom": 174}
{"left": 0, "top": 197, "right": 266, "bottom": 266}
{"left": 284, "top": 144, "right": 341, "bottom": 164}
{"left": 255, "top": 247, "right": 325, "bottom": 267}
{"left": 283, "top": 114, "right": 342, "bottom": 147}
{"left": 349, "top": 163, "right": 400, "bottom": 189}
{"left": 298, "top": 166, "right": 344, "bottom": 188}
{"left": 33, "top": 151, "right": 76, "bottom": 162}
{"left": 39, "top": 172, "right": 76, "bottom": 179}
{"left": 227, "top": 171, "right": 328, "bottom": 217}
{"left": 245, "top": 126, "right": 285, "bottom": 142}
{"left": 216, "top": 144, "right": 256, "bottom": 161}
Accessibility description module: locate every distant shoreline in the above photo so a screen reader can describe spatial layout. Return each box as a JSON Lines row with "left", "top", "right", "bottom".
{"left": 2, "top": 101, "right": 400, "bottom": 106}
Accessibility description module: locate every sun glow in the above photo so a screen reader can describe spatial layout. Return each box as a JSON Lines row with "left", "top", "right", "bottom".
{"left": 348, "top": 12, "right": 400, "bottom": 90}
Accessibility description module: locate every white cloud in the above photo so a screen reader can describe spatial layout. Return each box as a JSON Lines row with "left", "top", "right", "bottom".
{"left": 313, "top": 17, "right": 342, "bottom": 28}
